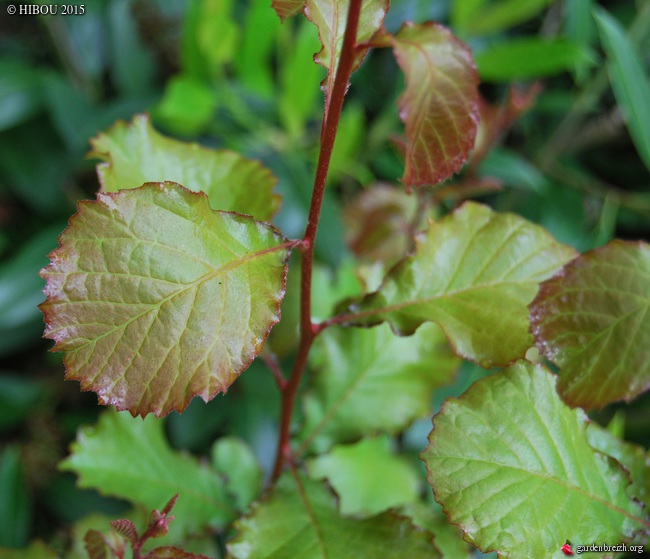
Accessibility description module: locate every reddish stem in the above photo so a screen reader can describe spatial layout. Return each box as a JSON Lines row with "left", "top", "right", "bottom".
{"left": 271, "top": 0, "right": 363, "bottom": 481}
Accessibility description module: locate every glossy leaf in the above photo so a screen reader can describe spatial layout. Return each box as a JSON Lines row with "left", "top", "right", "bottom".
{"left": 227, "top": 471, "right": 438, "bottom": 558}
{"left": 372, "top": 23, "right": 479, "bottom": 188}
{"left": 345, "top": 202, "right": 577, "bottom": 367}
{"left": 475, "top": 38, "right": 593, "bottom": 82}
{"left": 422, "top": 361, "right": 648, "bottom": 557}
{"left": 305, "top": 0, "right": 389, "bottom": 106}
{"left": 272, "top": 0, "right": 304, "bottom": 21}
{"left": 300, "top": 322, "right": 459, "bottom": 453}
{"left": 90, "top": 114, "right": 280, "bottom": 221}
{"left": 530, "top": 240, "right": 650, "bottom": 409}
{"left": 307, "top": 435, "right": 421, "bottom": 516}
{"left": 40, "top": 183, "right": 290, "bottom": 417}
{"left": 60, "top": 409, "right": 236, "bottom": 540}
{"left": 594, "top": 8, "right": 650, "bottom": 173}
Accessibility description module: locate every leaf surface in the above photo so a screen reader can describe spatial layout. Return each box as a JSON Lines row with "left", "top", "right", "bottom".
{"left": 40, "top": 182, "right": 290, "bottom": 417}
{"left": 300, "top": 322, "right": 459, "bottom": 453}
{"left": 145, "top": 547, "right": 213, "bottom": 559}
{"left": 372, "top": 23, "right": 479, "bottom": 188}
{"left": 59, "top": 409, "right": 235, "bottom": 541}
{"left": 530, "top": 240, "right": 650, "bottom": 408}
{"left": 271, "top": 0, "right": 305, "bottom": 21}
{"left": 422, "top": 361, "right": 648, "bottom": 557}
{"left": 305, "top": 0, "right": 389, "bottom": 107}
{"left": 587, "top": 423, "right": 650, "bottom": 508}
{"left": 594, "top": 7, "right": 650, "bottom": 173}
{"left": 345, "top": 202, "right": 577, "bottom": 367}
{"left": 90, "top": 114, "right": 280, "bottom": 221}
{"left": 227, "top": 471, "right": 438, "bottom": 558}
{"left": 307, "top": 435, "right": 421, "bottom": 516}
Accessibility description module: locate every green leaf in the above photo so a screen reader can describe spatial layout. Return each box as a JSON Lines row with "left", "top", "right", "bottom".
{"left": 0, "top": 58, "right": 44, "bottom": 131}
{"left": 372, "top": 23, "right": 479, "bottom": 188}
{"left": 305, "top": 0, "right": 389, "bottom": 107}
{"left": 450, "top": 0, "right": 488, "bottom": 36}
{"left": 422, "top": 361, "right": 649, "bottom": 557}
{"left": 530, "top": 240, "right": 650, "bottom": 409}
{"left": 307, "top": 435, "right": 421, "bottom": 516}
{"left": 227, "top": 471, "right": 438, "bottom": 558}
{"left": 0, "top": 540, "right": 58, "bottom": 559}
{"left": 587, "top": 422, "right": 650, "bottom": 508}
{"left": 466, "top": 0, "right": 553, "bottom": 36}
{"left": 475, "top": 38, "right": 594, "bottom": 82}
{"left": 60, "top": 409, "right": 236, "bottom": 540}
{"left": 346, "top": 202, "right": 577, "bottom": 367}
{"left": 594, "top": 7, "right": 650, "bottom": 173}
{"left": 91, "top": 114, "right": 281, "bottom": 222}
{"left": 0, "top": 447, "right": 30, "bottom": 548}
{"left": 153, "top": 74, "right": 215, "bottom": 137}
{"left": 212, "top": 437, "right": 263, "bottom": 513}
{"left": 300, "top": 322, "right": 459, "bottom": 453}
{"left": 272, "top": 0, "right": 305, "bottom": 22}
{"left": 40, "top": 182, "right": 291, "bottom": 417}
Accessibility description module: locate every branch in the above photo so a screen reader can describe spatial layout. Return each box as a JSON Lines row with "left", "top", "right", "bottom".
{"left": 271, "top": 0, "right": 364, "bottom": 481}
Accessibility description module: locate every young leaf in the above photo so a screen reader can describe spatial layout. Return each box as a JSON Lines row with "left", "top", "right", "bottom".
{"left": 371, "top": 23, "right": 479, "bottom": 188}
{"left": 594, "top": 8, "right": 650, "bottom": 173}
{"left": 227, "top": 471, "right": 438, "bottom": 558}
{"left": 530, "top": 240, "right": 650, "bottom": 409}
{"left": 344, "top": 202, "right": 577, "bottom": 367}
{"left": 144, "top": 548, "right": 213, "bottom": 559}
{"left": 109, "top": 519, "right": 138, "bottom": 546}
{"left": 305, "top": 0, "right": 389, "bottom": 107}
{"left": 90, "top": 114, "right": 280, "bottom": 221}
{"left": 422, "top": 361, "right": 649, "bottom": 557}
{"left": 84, "top": 530, "right": 108, "bottom": 559}
{"left": 300, "top": 322, "right": 459, "bottom": 453}
{"left": 307, "top": 435, "right": 421, "bottom": 516}
{"left": 272, "top": 0, "right": 305, "bottom": 22}
{"left": 40, "top": 182, "right": 291, "bottom": 417}
{"left": 59, "top": 409, "right": 236, "bottom": 540}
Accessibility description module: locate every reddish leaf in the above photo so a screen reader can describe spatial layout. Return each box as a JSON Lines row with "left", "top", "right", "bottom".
{"left": 372, "top": 23, "right": 480, "bottom": 188}
{"left": 272, "top": 0, "right": 304, "bottom": 21}
{"left": 109, "top": 519, "right": 138, "bottom": 545}
{"left": 530, "top": 240, "right": 650, "bottom": 408}
{"left": 84, "top": 530, "right": 108, "bottom": 559}
{"left": 305, "top": 0, "right": 389, "bottom": 108}
{"left": 40, "top": 183, "right": 291, "bottom": 417}
{"left": 144, "top": 547, "right": 213, "bottom": 559}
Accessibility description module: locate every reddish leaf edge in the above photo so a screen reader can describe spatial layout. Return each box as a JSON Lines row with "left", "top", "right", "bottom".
{"left": 39, "top": 182, "right": 295, "bottom": 418}
{"left": 87, "top": 113, "right": 282, "bottom": 220}
{"left": 362, "top": 22, "right": 480, "bottom": 189}
{"left": 529, "top": 239, "right": 650, "bottom": 409}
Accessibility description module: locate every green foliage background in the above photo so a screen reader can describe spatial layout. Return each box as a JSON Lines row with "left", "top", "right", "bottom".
{"left": 0, "top": 0, "right": 649, "bottom": 557}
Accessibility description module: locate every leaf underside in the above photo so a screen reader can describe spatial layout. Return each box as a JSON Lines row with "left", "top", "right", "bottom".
{"left": 271, "top": 0, "right": 305, "bottom": 22}
{"left": 372, "top": 23, "right": 480, "bottom": 188}
{"left": 40, "top": 182, "right": 290, "bottom": 417}
{"left": 227, "top": 471, "right": 438, "bottom": 559}
{"left": 90, "top": 114, "right": 281, "bottom": 222}
{"left": 422, "top": 361, "right": 648, "bottom": 557}
{"left": 530, "top": 240, "right": 650, "bottom": 409}
{"left": 346, "top": 202, "right": 577, "bottom": 367}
